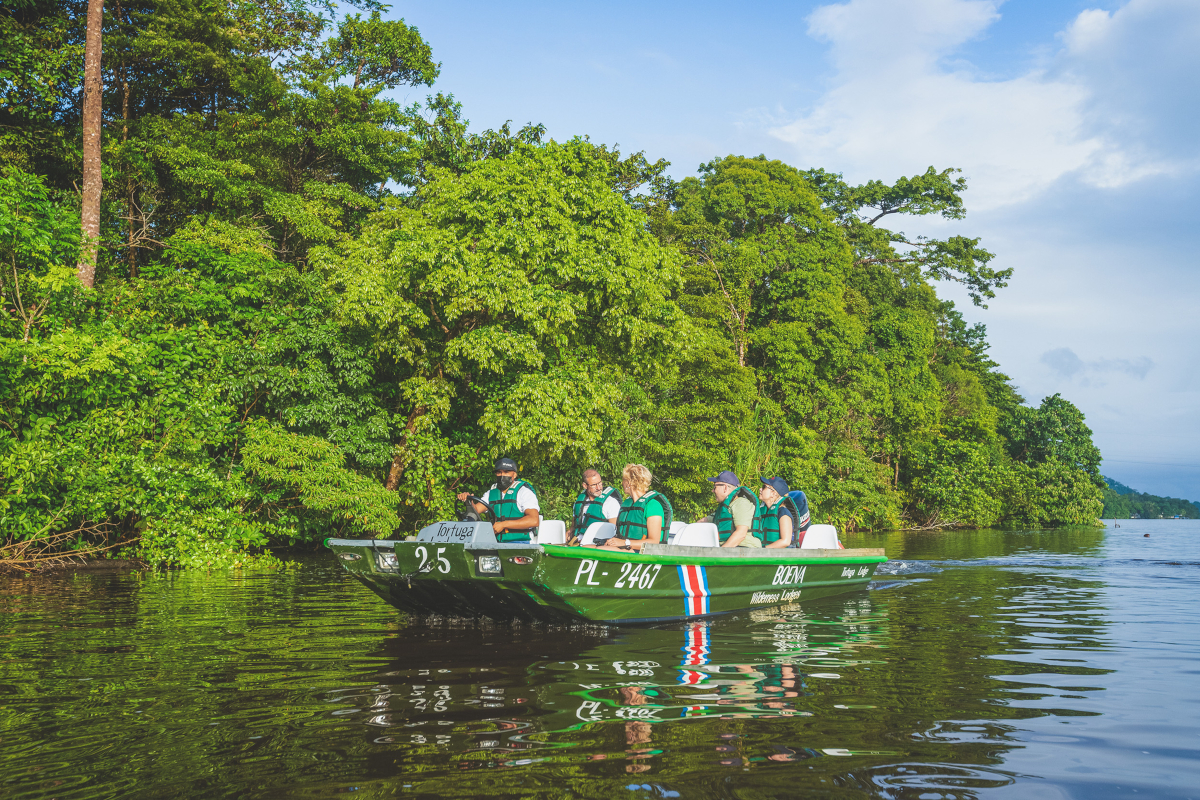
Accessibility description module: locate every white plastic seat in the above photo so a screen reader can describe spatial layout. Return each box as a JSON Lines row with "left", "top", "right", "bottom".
{"left": 667, "top": 520, "right": 688, "bottom": 544}
{"left": 800, "top": 524, "right": 840, "bottom": 549}
{"left": 537, "top": 519, "right": 566, "bottom": 545}
{"left": 581, "top": 521, "right": 616, "bottom": 546}
{"left": 672, "top": 522, "right": 719, "bottom": 548}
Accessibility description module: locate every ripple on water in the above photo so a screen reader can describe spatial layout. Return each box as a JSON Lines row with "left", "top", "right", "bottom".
{"left": 3, "top": 529, "right": 1200, "bottom": 799}
{"left": 874, "top": 559, "right": 943, "bottom": 575}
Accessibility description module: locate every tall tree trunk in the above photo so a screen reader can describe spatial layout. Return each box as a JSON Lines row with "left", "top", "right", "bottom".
{"left": 77, "top": 0, "right": 104, "bottom": 288}
{"left": 117, "top": 0, "right": 133, "bottom": 278}
{"left": 123, "top": 69, "right": 135, "bottom": 277}
{"left": 385, "top": 407, "right": 427, "bottom": 490}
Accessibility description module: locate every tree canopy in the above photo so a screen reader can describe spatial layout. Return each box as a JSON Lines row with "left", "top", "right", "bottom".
{"left": 0, "top": 0, "right": 1103, "bottom": 569}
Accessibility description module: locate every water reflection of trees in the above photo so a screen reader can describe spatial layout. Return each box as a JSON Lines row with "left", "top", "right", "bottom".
{"left": 1, "top": 546, "right": 1117, "bottom": 799}
{"left": 351, "top": 561, "right": 1112, "bottom": 798}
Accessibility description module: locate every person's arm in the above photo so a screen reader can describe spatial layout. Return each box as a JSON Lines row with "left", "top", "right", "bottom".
{"left": 722, "top": 526, "right": 749, "bottom": 547}
{"left": 767, "top": 514, "right": 793, "bottom": 548}
{"left": 456, "top": 491, "right": 491, "bottom": 517}
{"left": 640, "top": 516, "right": 662, "bottom": 548}
{"left": 603, "top": 495, "right": 621, "bottom": 525}
{"left": 722, "top": 497, "right": 754, "bottom": 547}
{"left": 601, "top": 515, "right": 661, "bottom": 551}
{"left": 495, "top": 507, "right": 539, "bottom": 534}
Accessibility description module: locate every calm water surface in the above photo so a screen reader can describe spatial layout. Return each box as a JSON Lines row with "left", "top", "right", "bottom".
{"left": 3, "top": 521, "right": 1199, "bottom": 799}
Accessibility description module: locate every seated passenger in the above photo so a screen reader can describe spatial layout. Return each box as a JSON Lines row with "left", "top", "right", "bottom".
{"left": 787, "top": 487, "right": 812, "bottom": 546}
{"left": 702, "top": 470, "right": 762, "bottom": 548}
{"left": 570, "top": 468, "right": 622, "bottom": 544}
{"left": 597, "top": 464, "right": 674, "bottom": 552}
{"left": 757, "top": 477, "right": 800, "bottom": 548}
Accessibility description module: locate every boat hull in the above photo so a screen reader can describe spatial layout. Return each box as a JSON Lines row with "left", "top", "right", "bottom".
{"left": 329, "top": 538, "right": 887, "bottom": 625}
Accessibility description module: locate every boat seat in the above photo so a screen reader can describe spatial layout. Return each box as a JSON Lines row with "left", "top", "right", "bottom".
{"left": 537, "top": 519, "right": 566, "bottom": 545}
{"left": 581, "top": 521, "right": 615, "bottom": 546}
{"left": 800, "top": 524, "right": 840, "bottom": 549}
{"left": 667, "top": 520, "right": 688, "bottom": 544}
{"left": 672, "top": 522, "right": 719, "bottom": 548}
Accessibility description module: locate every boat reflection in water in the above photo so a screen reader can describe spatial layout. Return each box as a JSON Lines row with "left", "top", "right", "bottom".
{"left": 336, "top": 596, "right": 895, "bottom": 776}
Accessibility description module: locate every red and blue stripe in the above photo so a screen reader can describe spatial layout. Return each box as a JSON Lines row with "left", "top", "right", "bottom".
{"left": 677, "top": 564, "right": 710, "bottom": 617}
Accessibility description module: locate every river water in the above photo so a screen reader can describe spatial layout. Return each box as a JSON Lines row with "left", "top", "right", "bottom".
{"left": 3, "top": 520, "right": 1198, "bottom": 799}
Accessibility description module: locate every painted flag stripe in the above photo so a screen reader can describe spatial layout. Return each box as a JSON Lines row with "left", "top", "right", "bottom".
{"left": 677, "top": 565, "right": 710, "bottom": 617}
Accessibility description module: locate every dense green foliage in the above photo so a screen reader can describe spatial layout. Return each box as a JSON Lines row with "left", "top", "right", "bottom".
{"left": 0, "top": 0, "right": 1104, "bottom": 568}
{"left": 1101, "top": 478, "right": 1199, "bottom": 519}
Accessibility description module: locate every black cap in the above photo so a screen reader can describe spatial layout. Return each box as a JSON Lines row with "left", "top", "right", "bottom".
{"left": 760, "top": 476, "right": 790, "bottom": 496}
{"left": 494, "top": 457, "right": 518, "bottom": 472}
{"left": 706, "top": 470, "right": 740, "bottom": 486}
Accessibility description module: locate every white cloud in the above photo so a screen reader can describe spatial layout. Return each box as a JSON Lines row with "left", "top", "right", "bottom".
{"left": 1040, "top": 347, "right": 1154, "bottom": 382}
{"left": 1060, "top": 0, "right": 1200, "bottom": 183}
{"left": 769, "top": 0, "right": 1200, "bottom": 209}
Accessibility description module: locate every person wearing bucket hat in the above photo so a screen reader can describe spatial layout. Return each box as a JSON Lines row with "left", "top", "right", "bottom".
{"left": 701, "top": 470, "right": 762, "bottom": 548}
{"left": 456, "top": 456, "right": 540, "bottom": 543}
{"left": 757, "top": 476, "right": 800, "bottom": 548}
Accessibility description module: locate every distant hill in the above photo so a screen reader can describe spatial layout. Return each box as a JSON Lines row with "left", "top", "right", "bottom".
{"left": 1104, "top": 477, "right": 1136, "bottom": 496}
{"left": 1102, "top": 477, "right": 1200, "bottom": 519}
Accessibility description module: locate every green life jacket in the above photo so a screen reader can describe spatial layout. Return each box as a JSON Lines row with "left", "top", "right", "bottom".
{"left": 760, "top": 495, "right": 802, "bottom": 546}
{"left": 714, "top": 487, "right": 761, "bottom": 544}
{"left": 615, "top": 491, "right": 674, "bottom": 541}
{"left": 573, "top": 486, "right": 620, "bottom": 534}
{"left": 485, "top": 479, "right": 538, "bottom": 543}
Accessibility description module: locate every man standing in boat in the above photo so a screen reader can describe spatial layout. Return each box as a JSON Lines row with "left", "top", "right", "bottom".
{"left": 703, "top": 471, "right": 763, "bottom": 548}
{"left": 569, "top": 469, "right": 622, "bottom": 542}
{"left": 456, "top": 457, "right": 540, "bottom": 543}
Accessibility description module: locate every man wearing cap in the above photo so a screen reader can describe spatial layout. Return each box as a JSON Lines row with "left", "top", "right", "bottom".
{"left": 702, "top": 470, "right": 762, "bottom": 548}
{"left": 758, "top": 477, "right": 800, "bottom": 548}
{"left": 457, "top": 457, "right": 540, "bottom": 543}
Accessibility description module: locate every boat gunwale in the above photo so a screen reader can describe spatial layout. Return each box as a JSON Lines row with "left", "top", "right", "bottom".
{"left": 325, "top": 538, "right": 886, "bottom": 566}
{"left": 541, "top": 543, "right": 885, "bottom": 565}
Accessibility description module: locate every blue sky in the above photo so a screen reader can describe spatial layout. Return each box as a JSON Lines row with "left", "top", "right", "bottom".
{"left": 387, "top": 0, "right": 1200, "bottom": 500}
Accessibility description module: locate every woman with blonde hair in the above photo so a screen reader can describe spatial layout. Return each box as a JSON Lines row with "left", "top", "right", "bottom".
{"left": 599, "top": 464, "right": 674, "bottom": 552}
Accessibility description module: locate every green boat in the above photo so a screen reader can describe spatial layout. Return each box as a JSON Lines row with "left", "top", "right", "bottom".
{"left": 328, "top": 520, "right": 886, "bottom": 625}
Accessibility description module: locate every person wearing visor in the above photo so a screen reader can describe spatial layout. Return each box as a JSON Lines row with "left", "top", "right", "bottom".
{"left": 702, "top": 470, "right": 762, "bottom": 548}
{"left": 456, "top": 457, "right": 540, "bottom": 543}
{"left": 570, "top": 468, "right": 622, "bottom": 543}
{"left": 757, "top": 476, "right": 801, "bottom": 548}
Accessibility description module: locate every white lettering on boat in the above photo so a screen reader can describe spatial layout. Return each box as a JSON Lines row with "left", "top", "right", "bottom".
{"left": 752, "top": 589, "right": 803, "bottom": 604}
{"left": 573, "top": 559, "right": 601, "bottom": 586}
{"left": 614, "top": 562, "right": 663, "bottom": 590}
{"left": 572, "top": 559, "right": 663, "bottom": 589}
{"left": 841, "top": 566, "right": 871, "bottom": 578}
{"left": 435, "top": 522, "right": 475, "bottom": 541}
{"left": 772, "top": 565, "right": 807, "bottom": 586}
